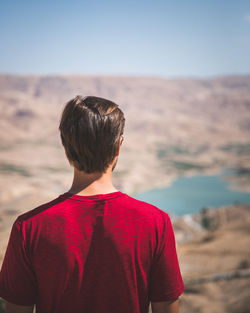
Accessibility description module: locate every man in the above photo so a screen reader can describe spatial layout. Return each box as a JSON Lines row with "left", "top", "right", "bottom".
{"left": 0, "top": 95, "right": 184, "bottom": 313}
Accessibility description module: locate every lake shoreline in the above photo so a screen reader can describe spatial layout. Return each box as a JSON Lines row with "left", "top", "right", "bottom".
{"left": 131, "top": 168, "right": 250, "bottom": 217}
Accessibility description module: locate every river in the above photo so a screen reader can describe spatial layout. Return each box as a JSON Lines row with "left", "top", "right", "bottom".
{"left": 131, "top": 169, "right": 250, "bottom": 217}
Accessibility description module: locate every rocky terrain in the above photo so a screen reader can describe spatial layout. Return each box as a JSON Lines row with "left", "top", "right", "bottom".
{"left": 0, "top": 74, "right": 250, "bottom": 312}
{"left": 151, "top": 203, "right": 250, "bottom": 313}
{"left": 178, "top": 203, "right": 250, "bottom": 313}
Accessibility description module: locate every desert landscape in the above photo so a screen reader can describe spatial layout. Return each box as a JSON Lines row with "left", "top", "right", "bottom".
{"left": 0, "top": 74, "right": 250, "bottom": 312}
{"left": 149, "top": 203, "right": 250, "bottom": 313}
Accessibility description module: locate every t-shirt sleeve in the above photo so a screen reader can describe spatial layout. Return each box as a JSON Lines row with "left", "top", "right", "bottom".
{"left": 149, "top": 213, "right": 185, "bottom": 302}
{"left": 0, "top": 217, "right": 38, "bottom": 305}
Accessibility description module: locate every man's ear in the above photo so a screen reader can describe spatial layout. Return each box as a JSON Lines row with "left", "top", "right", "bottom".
{"left": 116, "top": 137, "right": 123, "bottom": 156}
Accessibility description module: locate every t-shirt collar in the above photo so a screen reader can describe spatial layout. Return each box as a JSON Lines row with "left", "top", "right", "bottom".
{"left": 60, "top": 191, "right": 125, "bottom": 202}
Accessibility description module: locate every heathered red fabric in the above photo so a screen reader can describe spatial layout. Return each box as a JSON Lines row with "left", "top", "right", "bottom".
{"left": 0, "top": 191, "right": 184, "bottom": 313}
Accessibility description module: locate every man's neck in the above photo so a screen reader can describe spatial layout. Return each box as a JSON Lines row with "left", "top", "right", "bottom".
{"left": 67, "top": 167, "right": 118, "bottom": 196}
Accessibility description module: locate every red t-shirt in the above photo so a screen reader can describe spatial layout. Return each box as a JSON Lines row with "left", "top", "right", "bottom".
{"left": 0, "top": 191, "right": 184, "bottom": 313}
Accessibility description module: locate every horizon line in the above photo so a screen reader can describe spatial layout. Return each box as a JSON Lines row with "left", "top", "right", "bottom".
{"left": 0, "top": 71, "right": 250, "bottom": 80}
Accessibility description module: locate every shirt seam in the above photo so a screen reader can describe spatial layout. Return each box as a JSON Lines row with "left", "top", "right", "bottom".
{"left": 60, "top": 193, "right": 126, "bottom": 202}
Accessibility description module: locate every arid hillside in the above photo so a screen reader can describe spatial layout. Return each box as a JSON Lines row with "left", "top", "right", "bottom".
{"left": 0, "top": 74, "right": 250, "bottom": 201}
{"left": 0, "top": 74, "right": 250, "bottom": 312}
{"left": 176, "top": 203, "right": 250, "bottom": 313}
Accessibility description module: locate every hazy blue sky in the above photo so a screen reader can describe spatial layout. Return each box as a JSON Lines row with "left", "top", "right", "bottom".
{"left": 1, "top": 0, "right": 250, "bottom": 77}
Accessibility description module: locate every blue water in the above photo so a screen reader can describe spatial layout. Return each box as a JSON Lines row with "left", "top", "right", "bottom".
{"left": 131, "top": 170, "right": 250, "bottom": 216}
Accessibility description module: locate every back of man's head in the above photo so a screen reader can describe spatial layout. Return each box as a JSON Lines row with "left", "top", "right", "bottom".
{"left": 59, "top": 95, "right": 125, "bottom": 174}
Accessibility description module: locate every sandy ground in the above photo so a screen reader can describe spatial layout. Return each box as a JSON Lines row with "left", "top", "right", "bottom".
{"left": 174, "top": 204, "right": 250, "bottom": 313}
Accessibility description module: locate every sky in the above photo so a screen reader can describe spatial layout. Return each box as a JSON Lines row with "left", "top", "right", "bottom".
{"left": 0, "top": 0, "right": 250, "bottom": 78}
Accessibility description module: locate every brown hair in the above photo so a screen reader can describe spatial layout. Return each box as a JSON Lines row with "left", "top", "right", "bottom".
{"left": 59, "top": 95, "right": 125, "bottom": 173}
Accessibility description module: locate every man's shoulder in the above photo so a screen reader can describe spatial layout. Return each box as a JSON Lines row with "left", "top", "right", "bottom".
{"left": 122, "top": 193, "right": 170, "bottom": 219}
{"left": 16, "top": 195, "right": 63, "bottom": 223}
